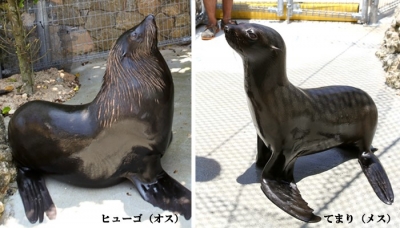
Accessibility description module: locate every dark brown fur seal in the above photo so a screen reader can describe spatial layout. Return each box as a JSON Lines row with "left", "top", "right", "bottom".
{"left": 224, "top": 22, "right": 394, "bottom": 223}
{"left": 8, "top": 15, "right": 191, "bottom": 223}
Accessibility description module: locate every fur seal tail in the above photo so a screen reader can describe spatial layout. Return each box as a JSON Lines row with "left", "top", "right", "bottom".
{"left": 358, "top": 151, "right": 394, "bottom": 204}
{"left": 127, "top": 171, "right": 191, "bottom": 220}
{"left": 261, "top": 179, "right": 321, "bottom": 223}
{"left": 16, "top": 168, "right": 56, "bottom": 223}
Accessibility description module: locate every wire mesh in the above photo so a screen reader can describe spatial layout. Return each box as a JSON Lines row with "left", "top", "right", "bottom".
{"left": 0, "top": 0, "right": 190, "bottom": 75}
{"left": 378, "top": 0, "right": 400, "bottom": 14}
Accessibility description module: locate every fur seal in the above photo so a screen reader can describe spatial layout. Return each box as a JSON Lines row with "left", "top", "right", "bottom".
{"left": 8, "top": 15, "right": 191, "bottom": 223}
{"left": 224, "top": 22, "right": 394, "bottom": 222}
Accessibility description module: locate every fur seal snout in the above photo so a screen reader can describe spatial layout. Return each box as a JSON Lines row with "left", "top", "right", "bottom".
{"left": 224, "top": 23, "right": 394, "bottom": 223}
{"left": 9, "top": 15, "right": 191, "bottom": 223}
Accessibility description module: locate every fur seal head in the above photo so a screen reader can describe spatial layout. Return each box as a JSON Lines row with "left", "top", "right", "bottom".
{"left": 95, "top": 14, "right": 171, "bottom": 128}
{"left": 224, "top": 23, "right": 285, "bottom": 63}
{"left": 224, "top": 23, "right": 289, "bottom": 89}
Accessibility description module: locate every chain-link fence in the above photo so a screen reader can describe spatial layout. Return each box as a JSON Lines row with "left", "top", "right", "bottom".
{"left": 0, "top": 0, "right": 190, "bottom": 76}
{"left": 378, "top": 0, "right": 400, "bottom": 20}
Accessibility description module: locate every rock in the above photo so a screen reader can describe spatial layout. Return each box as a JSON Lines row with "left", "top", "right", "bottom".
{"left": 59, "top": 70, "right": 76, "bottom": 82}
{"left": 59, "top": 26, "right": 95, "bottom": 55}
{"left": 126, "top": 0, "right": 138, "bottom": 11}
{"left": 0, "top": 145, "right": 11, "bottom": 161}
{"left": 81, "top": 9, "right": 89, "bottom": 18}
{"left": 162, "top": 5, "right": 180, "bottom": 16}
{"left": 161, "top": 0, "right": 189, "bottom": 16}
{"left": 0, "top": 202, "right": 3, "bottom": 214}
{"left": 21, "top": 12, "right": 35, "bottom": 29}
{"left": 50, "top": 0, "right": 63, "bottom": 4}
{"left": 48, "top": 25, "right": 64, "bottom": 62}
{"left": 175, "top": 13, "right": 190, "bottom": 27}
{"left": 56, "top": 6, "right": 85, "bottom": 26}
{"left": 116, "top": 12, "right": 143, "bottom": 30}
{"left": 170, "top": 26, "right": 190, "bottom": 39}
{"left": 0, "top": 113, "right": 16, "bottom": 218}
{"left": 63, "top": 0, "right": 91, "bottom": 10}
{"left": 396, "top": 13, "right": 400, "bottom": 26}
{"left": 0, "top": 146, "right": 11, "bottom": 162}
{"left": 91, "top": 28, "right": 121, "bottom": 50}
{"left": 137, "top": 0, "right": 161, "bottom": 16}
{"left": 90, "top": 0, "right": 125, "bottom": 12}
{"left": 155, "top": 13, "right": 174, "bottom": 40}
{"left": 85, "top": 10, "right": 116, "bottom": 31}
{"left": 0, "top": 115, "right": 5, "bottom": 144}
{"left": 376, "top": 4, "right": 400, "bottom": 90}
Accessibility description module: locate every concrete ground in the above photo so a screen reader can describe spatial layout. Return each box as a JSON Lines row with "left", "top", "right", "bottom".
{"left": 195, "top": 17, "right": 400, "bottom": 227}
{"left": 2, "top": 45, "right": 191, "bottom": 228}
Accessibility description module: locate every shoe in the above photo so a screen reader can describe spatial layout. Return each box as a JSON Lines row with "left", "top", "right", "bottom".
{"left": 221, "top": 19, "right": 238, "bottom": 29}
{"left": 201, "top": 23, "right": 220, "bottom": 40}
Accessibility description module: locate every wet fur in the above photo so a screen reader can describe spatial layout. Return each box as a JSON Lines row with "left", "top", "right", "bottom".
{"left": 225, "top": 23, "right": 393, "bottom": 223}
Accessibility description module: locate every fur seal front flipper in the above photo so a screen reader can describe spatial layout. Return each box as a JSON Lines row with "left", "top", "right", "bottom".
{"left": 224, "top": 22, "right": 394, "bottom": 223}
{"left": 261, "top": 179, "right": 320, "bottom": 222}
{"left": 9, "top": 15, "right": 191, "bottom": 223}
{"left": 256, "top": 136, "right": 271, "bottom": 168}
{"left": 258, "top": 139, "right": 321, "bottom": 222}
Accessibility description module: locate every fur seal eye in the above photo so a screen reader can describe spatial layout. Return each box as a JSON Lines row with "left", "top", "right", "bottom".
{"left": 246, "top": 29, "right": 257, "bottom": 40}
{"left": 131, "top": 32, "right": 138, "bottom": 40}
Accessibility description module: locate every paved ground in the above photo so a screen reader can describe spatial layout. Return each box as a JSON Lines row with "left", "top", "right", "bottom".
{"left": 2, "top": 46, "right": 192, "bottom": 228}
{"left": 195, "top": 17, "right": 400, "bottom": 227}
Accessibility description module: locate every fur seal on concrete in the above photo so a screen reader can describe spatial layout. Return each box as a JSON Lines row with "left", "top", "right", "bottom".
{"left": 224, "top": 22, "right": 394, "bottom": 222}
{"left": 8, "top": 15, "right": 191, "bottom": 223}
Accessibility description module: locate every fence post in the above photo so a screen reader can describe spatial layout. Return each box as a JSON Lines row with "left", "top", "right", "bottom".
{"left": 35, "top": 0, "right": 51, "bottom": 67}
{"left": 369, "top": 0, "right": 379, "bottom": 24}
{"left": 287, "top": 0, "right": 293, "bottom": 23}
{"left": 363, "top": 0, "right": 369, "bottom": 23}
{"left": 277, "top": 0, "right": 284, "bottom": 17}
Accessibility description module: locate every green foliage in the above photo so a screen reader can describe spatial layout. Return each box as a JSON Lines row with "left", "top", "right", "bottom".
{"left": 18, "top": 0, "right": 39, "bottom": 8}
{"left": 1, "top": 107, "right": 11, "bottom": 115}
{"left": 6, "top": 78, "right": 17, "bottom": 82}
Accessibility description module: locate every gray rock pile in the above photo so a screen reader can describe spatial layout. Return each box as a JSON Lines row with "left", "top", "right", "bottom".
{"left": 376, "top": 5, "right": 400, "bottom": 89}
{"left": 0, "top": 114, "right": 17, "bottom": 218}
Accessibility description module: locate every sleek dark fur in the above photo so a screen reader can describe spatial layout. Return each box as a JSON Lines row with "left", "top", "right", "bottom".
{"left": 224, "top": 23, "right": 393, "bottom": 222}
{"left": 8, "top": 15, "right": 191, "bottom": 223}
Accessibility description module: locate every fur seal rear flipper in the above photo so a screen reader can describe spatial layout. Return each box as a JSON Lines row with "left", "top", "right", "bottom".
{"left": 359, "top": 151, "right": 394, "bottom": 204}
{"left": 128, "top": 171, "right": 191, "bottom": 220}
{"left": 224, "top": 22, "right": 393, "bottom": 222}
{"left": 17, "top": 169, "right": 56, "bottom": 223}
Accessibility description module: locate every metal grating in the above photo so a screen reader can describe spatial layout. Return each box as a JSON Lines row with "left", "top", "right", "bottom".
{"left": 378, "top": 0, "right": 400, "bottom": 15}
